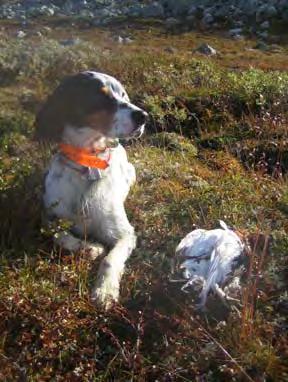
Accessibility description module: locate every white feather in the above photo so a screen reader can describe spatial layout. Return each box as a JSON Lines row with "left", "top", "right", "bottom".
{"left": 176, "top": 222, "right": 245, "bottom": 307}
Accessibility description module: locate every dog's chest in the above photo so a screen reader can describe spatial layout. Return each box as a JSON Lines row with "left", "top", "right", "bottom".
{"left": 43, "top": 145, "right": 135, "bottom": 221}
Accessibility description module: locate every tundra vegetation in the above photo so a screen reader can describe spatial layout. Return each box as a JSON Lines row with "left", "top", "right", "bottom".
{"left": 0, "top": 18, "right": 287, "bottom": 381}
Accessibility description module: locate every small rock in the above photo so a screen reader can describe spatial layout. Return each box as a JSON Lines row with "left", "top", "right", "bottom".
{"left": 202, "top": 13, "right": 214, "bottom": 26}
{"left": 79, "top": 9, "right": 94, "bottom": 18}
{"left": 92, "top": 18, "right": 102, "bottom": 26}
{"left": 238, "top": 0, "right": 258, "bottom": 16}
{"left": 188, "top": 5, "right": 197, "bottom": 16}
{"left": 195, "top": 43, "right": 217, "bottom": 56}
{"left": 165, "top": 17, "right": 179, "bottom": 27}
{"left": 256, "top": 5, "right": 277, "bottom": 22}
{"left": 257, "top": 31, "right": 269, "bottom": 40}
{"left": 278, "top": 0, "right": 288, "bottom": 12}
{"left": 141, "top": 2, "right": 164, "bottom": 18}
{"left": 116, "top": 36, "right": 133, "bottom": 44}
{"left": 283, "top": 8, "right": 288, "bottom": 22}
{"left": 39, "top": 6, "right": 55, "bottom": 17}
{"left": 229, "top": 28, "right": 243, "bottom": 37}
{"left": 254, "top": 41, "right": 269, "bottom": 51}
{"left": 270, "top": 44, "right": 282, "bottom": 52}
{"left": 117, "top": 35, "right": 124, "bottom": 44}
{"left": 123, "top": 4, "right": 142, "bottom": 17}
{"left": 260, "top": 21, "right": 270, "bottom": 30}
{"left": 59, "top": 38, "right": 81, "bottom": 47}
{"left": 269, "top": 35, "right": 281, "bottom": 44}
{"left": 233, "top": 34, "right": 245, "bottom": 40}
{"left": 16, "top": 30, "right": 26, "bottom": 38}
{"left": 186, "top": 14, "right": 195, "bottom": 24}
{"left": 164, "top": 46, "right": 177, "bottom": 53}
{"left": 233, "top": 20, "right": 244, "bottom": 28}
{"left": 124, "top": 37, "right": 133, "bottom": 44}
{"left": 165, "top": 0, "right": 191, "bottom": 17}
{"left": 96, "top": 8, "right": 112, "bottom": 18}
{"left": 20, "top": 19, "right": 28, "bottom": 27}
{"left": 99, "top": 17, "right": 112, "bottom": 26}
{"left": 41, "top": 26, "right": 52, "bottom": 34}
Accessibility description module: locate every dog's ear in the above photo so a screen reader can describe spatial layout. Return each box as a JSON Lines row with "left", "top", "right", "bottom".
{"left": 34, "top": 73, "right": 106, "bottom": 143}
{"left": 34, "top": 99, "right": 61, "bottom": 143}
{"left": 34, "top": 77, "right": 74, "bottom": 143}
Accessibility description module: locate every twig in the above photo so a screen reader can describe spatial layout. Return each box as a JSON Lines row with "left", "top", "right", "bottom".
{"left": 196, "top": 323, "right": 255, "bottom": 382}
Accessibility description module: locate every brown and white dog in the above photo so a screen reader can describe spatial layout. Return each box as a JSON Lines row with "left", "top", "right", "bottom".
{"left": 35, "top": 71, "right": 147, "bottom": 308}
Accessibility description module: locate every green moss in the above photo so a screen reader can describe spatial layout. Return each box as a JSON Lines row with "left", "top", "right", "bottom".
{"left": 147, "top": 132, "right": 198, "bottom": 156}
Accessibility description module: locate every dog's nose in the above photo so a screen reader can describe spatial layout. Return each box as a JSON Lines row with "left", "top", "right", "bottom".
{"left": 131, "top": 110, "right": 148, "bottom": 126}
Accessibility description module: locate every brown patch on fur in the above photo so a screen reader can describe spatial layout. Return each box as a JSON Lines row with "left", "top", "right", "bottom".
{"left": 101, "top": 86, "right": 111, "bottom": 96}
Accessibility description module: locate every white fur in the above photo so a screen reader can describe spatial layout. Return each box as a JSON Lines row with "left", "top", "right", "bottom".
{"left": 44, "top": 141, "right": 137, "bottom": 307}
{"left": 42, "top": 72, "right": 146, "bottom": 308}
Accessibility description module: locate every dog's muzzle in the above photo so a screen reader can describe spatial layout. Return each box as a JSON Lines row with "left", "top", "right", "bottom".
{"left": 131, "top": 110, "right": 148, "bottom": 129}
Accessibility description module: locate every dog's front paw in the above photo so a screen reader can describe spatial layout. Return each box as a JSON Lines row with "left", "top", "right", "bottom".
{"left": 91, "top": 275, "right": 120, "bottom": 309}
{"left": 84, "top": 243, "right": 106, "bottom": 261}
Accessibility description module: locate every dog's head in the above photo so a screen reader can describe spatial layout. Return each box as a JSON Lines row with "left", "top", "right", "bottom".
{"left": 35, "top": 71, "right": 147, "bottom": 146}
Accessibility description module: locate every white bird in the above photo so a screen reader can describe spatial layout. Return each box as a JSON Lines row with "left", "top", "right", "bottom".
{"left": 175, "top": 221, "right": 247, "bottom": 309}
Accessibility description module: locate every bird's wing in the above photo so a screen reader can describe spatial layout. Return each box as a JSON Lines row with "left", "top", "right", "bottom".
{"left": 177, "top": 229, "right": 226, "bottom": 280}
{"left": 199, "top": 247, "right": 221, "bottom": 306}
{"left": 198, "top": 230, "right": 244, "bottom": 303}
{"left": 211, "top": 230, "right": 244, "bottom": 283}
{"left": 176, "top": 229, "right": 206, "bottom": 258}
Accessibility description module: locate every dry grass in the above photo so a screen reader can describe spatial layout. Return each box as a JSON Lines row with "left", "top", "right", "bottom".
{"left": 0, "top": 19, "right": 287, "bottom": 381}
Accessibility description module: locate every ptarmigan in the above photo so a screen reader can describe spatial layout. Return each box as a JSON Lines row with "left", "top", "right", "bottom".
{"left": 176, "top": 221, "right": 247, "bottom": 309}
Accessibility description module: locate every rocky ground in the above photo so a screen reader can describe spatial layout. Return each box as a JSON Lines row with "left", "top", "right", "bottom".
{"left": 0, "top": 0, "right": 288, "bottom": 40}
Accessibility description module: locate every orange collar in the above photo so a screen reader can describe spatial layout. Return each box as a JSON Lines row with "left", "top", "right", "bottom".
{"left": 59, "top": 143, "right": 110, "bottom": 170}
